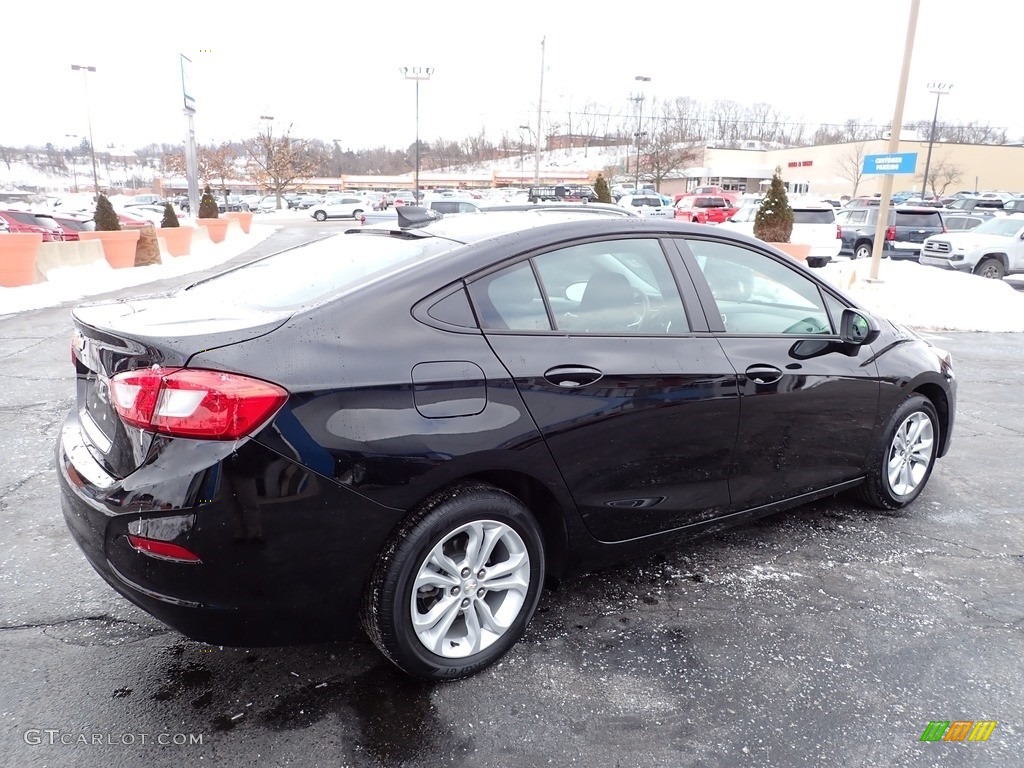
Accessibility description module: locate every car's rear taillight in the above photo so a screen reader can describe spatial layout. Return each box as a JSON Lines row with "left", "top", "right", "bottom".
{"left": 886, "top": 225, "right": 896, "bottom": 241}
{"left": 109, "top": 367, "right": 288, "bottom": 440}
{"left": 127, "top": 534, "right": 201, "bottom": 563}
{"left": 836, "top": 224, "right": 842, "bottom": 239}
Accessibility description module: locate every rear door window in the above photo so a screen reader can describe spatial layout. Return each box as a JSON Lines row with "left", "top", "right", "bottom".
{"left": 894, "top": 212, "right": 942, "bottom": 227}
{"left": 792, "top": 209, "right": 835, "bottom": 224}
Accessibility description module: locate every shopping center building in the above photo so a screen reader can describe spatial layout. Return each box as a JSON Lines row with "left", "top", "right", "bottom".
{"left": 665, "top": 139, "right": 1024, "bottom": 198}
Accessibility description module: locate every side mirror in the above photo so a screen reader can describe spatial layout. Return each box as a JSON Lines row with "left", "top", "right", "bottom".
{"left": 840, "top": 308, "right": 880, "bottom": 345}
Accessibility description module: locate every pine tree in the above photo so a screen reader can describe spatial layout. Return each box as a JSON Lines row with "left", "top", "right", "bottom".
{"left": 594, "top": 174, "right": 612, "bottom": 204}
{"left": 753, "top": 167, "right": 793, "bottom": 243}
{"left": 160, "top": 202, "right": 180, "bottom": 228}
{"left": 198, "top": 185, "right": 219, "bottom": 219}
{"left": 93, "top": 194, "right": 121, "bottom": 231}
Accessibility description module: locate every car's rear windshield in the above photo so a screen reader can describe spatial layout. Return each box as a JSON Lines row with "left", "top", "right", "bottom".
{"left": 792, "top": 209, "right": 835, "bottom": 224}
{"left": 894, "top": 212, "right": 942, "bottom": 227}
{"left": 183, "top": 232, "right": 459, "bottom": 310}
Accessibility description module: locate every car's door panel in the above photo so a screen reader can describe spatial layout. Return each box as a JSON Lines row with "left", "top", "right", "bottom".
{"left": 675, "top": 237, "right": 881, "bottom": 507}
{"left": 484, "top": 334, "right": 740, "bottom": 541}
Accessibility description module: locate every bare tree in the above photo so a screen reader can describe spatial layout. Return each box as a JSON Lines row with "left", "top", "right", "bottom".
{"left": 917, "top": 155, "right": 963, "bottom": 197}
{"left": 243, "top": 124, "right": 318, "bottom": 209}
{"left": 835, "top": 142, "right": 868, "bottom": 196}
{"left": 641, "top": 128, "right": 699, "bottom": 192}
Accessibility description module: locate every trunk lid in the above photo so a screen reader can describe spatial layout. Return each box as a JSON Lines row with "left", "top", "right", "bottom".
{"left": 71, "top": 296, "right": 291, "bottom": 478}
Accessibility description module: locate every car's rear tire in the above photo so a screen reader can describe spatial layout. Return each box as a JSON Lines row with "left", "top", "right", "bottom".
{"left": 856, "top": 394, "right": 939, "bottom": 510}
{"left": 854, "top": 242, "right": 872, "bottom": 260}
{"left": 361, "top": 482, "right": 545, "bottom": 682}
{"left": 973, "top": 257, "right": 1005, "bottom": 279}
{"left": 352, "top": 209, "right": 363, "bottom": 219}
{"left": 313, "top": 210, "right": 327, "bottom": 221}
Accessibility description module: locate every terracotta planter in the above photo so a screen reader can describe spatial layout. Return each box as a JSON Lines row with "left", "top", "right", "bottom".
{"left": 198, "top": 217, "right": 230, "bottom": 244}
{"left": 157, "top": 226, "right": 194, "bottom": 257}
{"left": 771, "top": 242, "right": 811, "bottom": 262}
{"left": 0, "top": 233, "right": 44, "bottom": 287}
{"left": 225, "top": 211, "right": 254, "bottom": 234}
{"left": 79, "top": 230, "right": 141, "bottom": 269}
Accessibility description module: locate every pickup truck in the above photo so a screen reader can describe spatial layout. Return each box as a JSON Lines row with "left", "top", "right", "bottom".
{"left": 919, "top": 213, "right": 1024, "bottom": 279}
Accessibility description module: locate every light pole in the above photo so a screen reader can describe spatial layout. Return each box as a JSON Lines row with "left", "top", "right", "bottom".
{"left": 399, "top": 67, "right": 434, "bottom": 203}
{"left": 70, "top": 64, "right": 100, "bottom": 198}
{"left": 65, "top": 134, "right": 80, "bottom": 192}
{"left": 632, "top": 75, "right": 651, "bottom": 192}
{"left": 920, "top": 82, "right": 953, "bottom": 200}
{"left": 518, "top": 124, "right": 530, "bottom": 174}
{"left": 332, "top": 139, "right": 345, "bottom": 186}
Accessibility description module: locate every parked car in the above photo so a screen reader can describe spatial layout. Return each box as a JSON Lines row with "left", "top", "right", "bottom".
{"left": 617, "top": 193, "right": 673, "bottom": 218}
{"left": 940, "top": 213, "right": 992, "bottom": 232}
{"left": 834, "top": 206, "right": 946, "bottom": 260}
{"left": 58, "top": 212, "right": 956, "bottom": 681}
{"left": 718, "top": 202, "right": 841, "bottom": 262}
{"left": 291, "top": 194, "right": 324, "bottom": 210}
{"left": 674, "top": 196, "right": 735, "bottom": 224}
{"left": 0, "top": 210, "right": 65, "bottom": 241}
{"left": 919, "top": 214, "right": 1024, "bottom": 279}
{"left": 1001, "top": 198, "right": 1024, "bottom": 215}
{"left": 477, "top": 203, "right": 640, "bottom": 218}
{"left": 428, "top": 200, "right": 481, "bottom": 215}
{"left": 119, "top": 205, "right": 166, "bottom": 227}
{"left": 943, "top": 197, "right": 1007, "bottom": 214}
{"left": 124, "top": 194, "right": 164, "bottom": 207}
{"left": 527, "top": 184, "right": 598, "bottom": 203}
{"left": 215, "top": 195, "right": 249, "bottom": 213}
{"left": 252, "top": 196, "right": 284, "bottom": 213}
{"left": 309, "top": 196, "right": 372, "bottom": 221}
{"left": 50, "top": 213, "right": 96, "bottom": 241}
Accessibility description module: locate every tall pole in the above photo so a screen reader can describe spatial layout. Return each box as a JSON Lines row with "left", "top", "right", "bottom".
{"left": 631, "top": 76, "right": 651, "bottom": 191}
{"left": 415, "top": 78, "right": 420, "bottom": 200}
{"left": 920, "top": 82, "right": 952, "bottom": 200}
{"left": 71, "top": 65, "right": 100, "bottom": 199}
{"left": 400, "top": 67, "right": 433, "bottom": 203}
{"left": 184, "top": 112, "right": 200, "bottom": 215}
{"left": 868, "top": 0, "right": 921, "bottom": 281}
{"left": 533, "top": 37, "right": 545, "bottom": 186}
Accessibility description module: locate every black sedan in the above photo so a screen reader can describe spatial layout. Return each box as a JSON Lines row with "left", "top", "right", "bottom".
{"left": 58, "top": 210, "right": 956, "bottom": 681}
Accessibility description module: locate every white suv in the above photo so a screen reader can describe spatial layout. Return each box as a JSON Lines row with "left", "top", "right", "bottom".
{"left": 719, "top": 201, "right": 841, "bottom": 263}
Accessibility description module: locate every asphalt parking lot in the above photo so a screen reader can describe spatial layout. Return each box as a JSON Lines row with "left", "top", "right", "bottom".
{"left": 1, "top": 226, "right": 1021, "bottom": 768}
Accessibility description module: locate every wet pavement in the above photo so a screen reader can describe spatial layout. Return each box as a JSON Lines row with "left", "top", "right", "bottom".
{"left": 1, "top": 228, "right": 1022, "bottom": 767}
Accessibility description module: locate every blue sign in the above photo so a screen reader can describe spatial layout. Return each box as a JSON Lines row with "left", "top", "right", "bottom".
{"left": 862, "top": 152, "right": 917, "bottom": 175}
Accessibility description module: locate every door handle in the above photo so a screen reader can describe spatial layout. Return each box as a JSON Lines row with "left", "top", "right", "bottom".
{"left": 543, "top": 365, "right": 604, "bottom": 389}
{"left": 744, "top": 364, "right": 783, "bottom": 385}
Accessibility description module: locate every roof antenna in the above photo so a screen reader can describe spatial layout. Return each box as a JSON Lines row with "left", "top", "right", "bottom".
{"left": 396, "top": 205, "right": 442, "bottom": 229}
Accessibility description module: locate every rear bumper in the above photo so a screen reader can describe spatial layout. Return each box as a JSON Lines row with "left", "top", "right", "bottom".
{"left": 57, "top": 411, "right": 405, "bottom": 646}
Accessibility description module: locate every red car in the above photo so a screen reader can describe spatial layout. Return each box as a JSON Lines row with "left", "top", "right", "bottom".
{"left": 0, "top": 210, "right": 65, "bottom": 241}
{"left": 673, "top": 195, "right": 737, "bottom": 224}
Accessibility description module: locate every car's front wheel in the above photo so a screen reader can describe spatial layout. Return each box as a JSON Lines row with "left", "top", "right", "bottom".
{"left": 362, "top": 483, "right": 545, "bottom": 681}
{"left": 973, "top": 257, "right": 1005, "bottom": 279}
{"left": 857, "top": 394, "right": 939, "bottom": 510}
{"left": 313, "top": 210, "right": 327, "bottom": 221}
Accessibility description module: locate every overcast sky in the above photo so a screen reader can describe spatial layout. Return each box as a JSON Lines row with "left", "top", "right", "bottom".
{"left": 1, "top": 0, "right": 1018, "bottom": 153}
